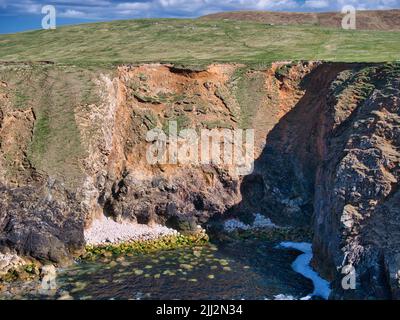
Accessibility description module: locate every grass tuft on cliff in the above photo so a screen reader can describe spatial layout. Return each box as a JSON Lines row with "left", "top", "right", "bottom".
{"left": 0, "top": 63, "right": 105, "bottom": 187}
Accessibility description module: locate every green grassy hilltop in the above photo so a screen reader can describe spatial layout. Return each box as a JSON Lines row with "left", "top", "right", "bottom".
{"left": 1, "top": 18, "right": 399, "bottom": 66}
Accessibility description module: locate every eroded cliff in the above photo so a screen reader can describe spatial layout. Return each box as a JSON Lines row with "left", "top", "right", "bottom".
{"left": 0, "top": 61, "right": 399, "bottom": 299}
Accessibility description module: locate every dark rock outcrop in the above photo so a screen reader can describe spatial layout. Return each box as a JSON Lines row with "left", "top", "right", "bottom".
{"left": 100, "top": 168, "right": 239, "bottom": 232}
{"left": 227, "top": 62, "right": 400, "bottom": 299}
{"left": 0, "top": 181, "right": 85, "bottom": 265}
{"left": 312, "top": 63, "right": 400, "bottom": 299}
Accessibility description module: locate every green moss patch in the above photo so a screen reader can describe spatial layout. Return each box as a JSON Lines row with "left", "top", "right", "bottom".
{"left": 82, "top": 232, "right": 209, "bottom": 261}
{"left": 0, "top": 263, "right": 40, "bottom": 284}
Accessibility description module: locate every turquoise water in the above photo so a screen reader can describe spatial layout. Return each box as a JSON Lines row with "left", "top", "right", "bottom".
{"left": 30, "top": 238, "right": 314, "bottom": 300}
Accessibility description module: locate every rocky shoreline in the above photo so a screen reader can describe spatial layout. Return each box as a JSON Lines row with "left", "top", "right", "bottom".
{"left": 0, "top": 216, "right": 307, "bottom": 300}
{"left": 0, "top": 222, "right": 210, "bottom": 300}
{"left": 0, "top": 222, "right": 313, "bottom": 300}
{"left": 0, "top": 253, "right": 26, "bottom": 277}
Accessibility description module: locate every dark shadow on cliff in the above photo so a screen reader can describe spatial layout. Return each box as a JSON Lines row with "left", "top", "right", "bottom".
{"left": 204, "top": 63, "right": 372, "bottom": 299}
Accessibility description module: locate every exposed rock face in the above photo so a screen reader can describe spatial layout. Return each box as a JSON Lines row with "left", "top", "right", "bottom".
{"left": 0, "top": 182, "right": 85, "bottom": 265}
{"left": 206, "top": 62, "right": 400, "bottom": 299}
{"left": 80, "top": 64, "right": 245, "bottom": 232}
{"left": 94, "top": 62, "right": 319, "bottom": 231}
{"left": 312, "top": 64, "right": 400, "bottom": 299}
{"left": 0, "top": 62, "right": 399, "bottom": 300}
{"left": 231, "top": 62, "right": 350, "bottom": 227}
{"left": 0, "top": 252, "right": 25, "bottom": 277}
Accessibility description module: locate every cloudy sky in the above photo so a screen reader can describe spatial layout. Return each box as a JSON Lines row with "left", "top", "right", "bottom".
{"left": 1, "top": 0, "right": 399, "bottom": 33}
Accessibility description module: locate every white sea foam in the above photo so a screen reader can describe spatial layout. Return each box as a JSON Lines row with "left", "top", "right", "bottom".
{"left": 279, "top": 242, "right": 331, "bottom": 300}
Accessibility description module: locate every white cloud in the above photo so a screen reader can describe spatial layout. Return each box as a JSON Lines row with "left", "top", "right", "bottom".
{"left": 305, "top": 0, "right": 330, "bottom": 9}
{"left": 116, "top": 2, "right": 152, "bottom": 11}
{"left": 255, "top": 0, "right": 299, "bottom": 10}
{"left": 59, "top": 9, "right": 87, "bottom": 18}
{"left": 1, "top": 0, "right": 400, "bottom": 20}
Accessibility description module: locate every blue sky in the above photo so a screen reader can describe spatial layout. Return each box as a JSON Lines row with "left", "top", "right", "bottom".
{"left": 1, "top": 0, "right": 399, "bottom": 34}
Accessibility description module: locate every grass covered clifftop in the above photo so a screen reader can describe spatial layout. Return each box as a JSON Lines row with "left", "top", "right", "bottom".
{"left": 0, "top": 63, "right": 107, "bottom": 187}
{"left": 1, "top": 18, "right": 400, "bottom": 67}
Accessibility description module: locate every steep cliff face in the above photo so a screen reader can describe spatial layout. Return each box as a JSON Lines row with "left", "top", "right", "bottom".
{"left": 312, "top": 63, "right": 400, "bottom": 299}
{"left": 0, "top": 61, "right": 314, "bottom": 265}
{"left": 96, "top": 64, "right": 242, "bottom": 229}
{"left": 0, "top": 62, "right": 399, "bottom": 299}
{"left": 0, "top": 64, "right": 98, "bottom": 266}
{"left": 230, "top": 62, "right": 353, "bottom": 227}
